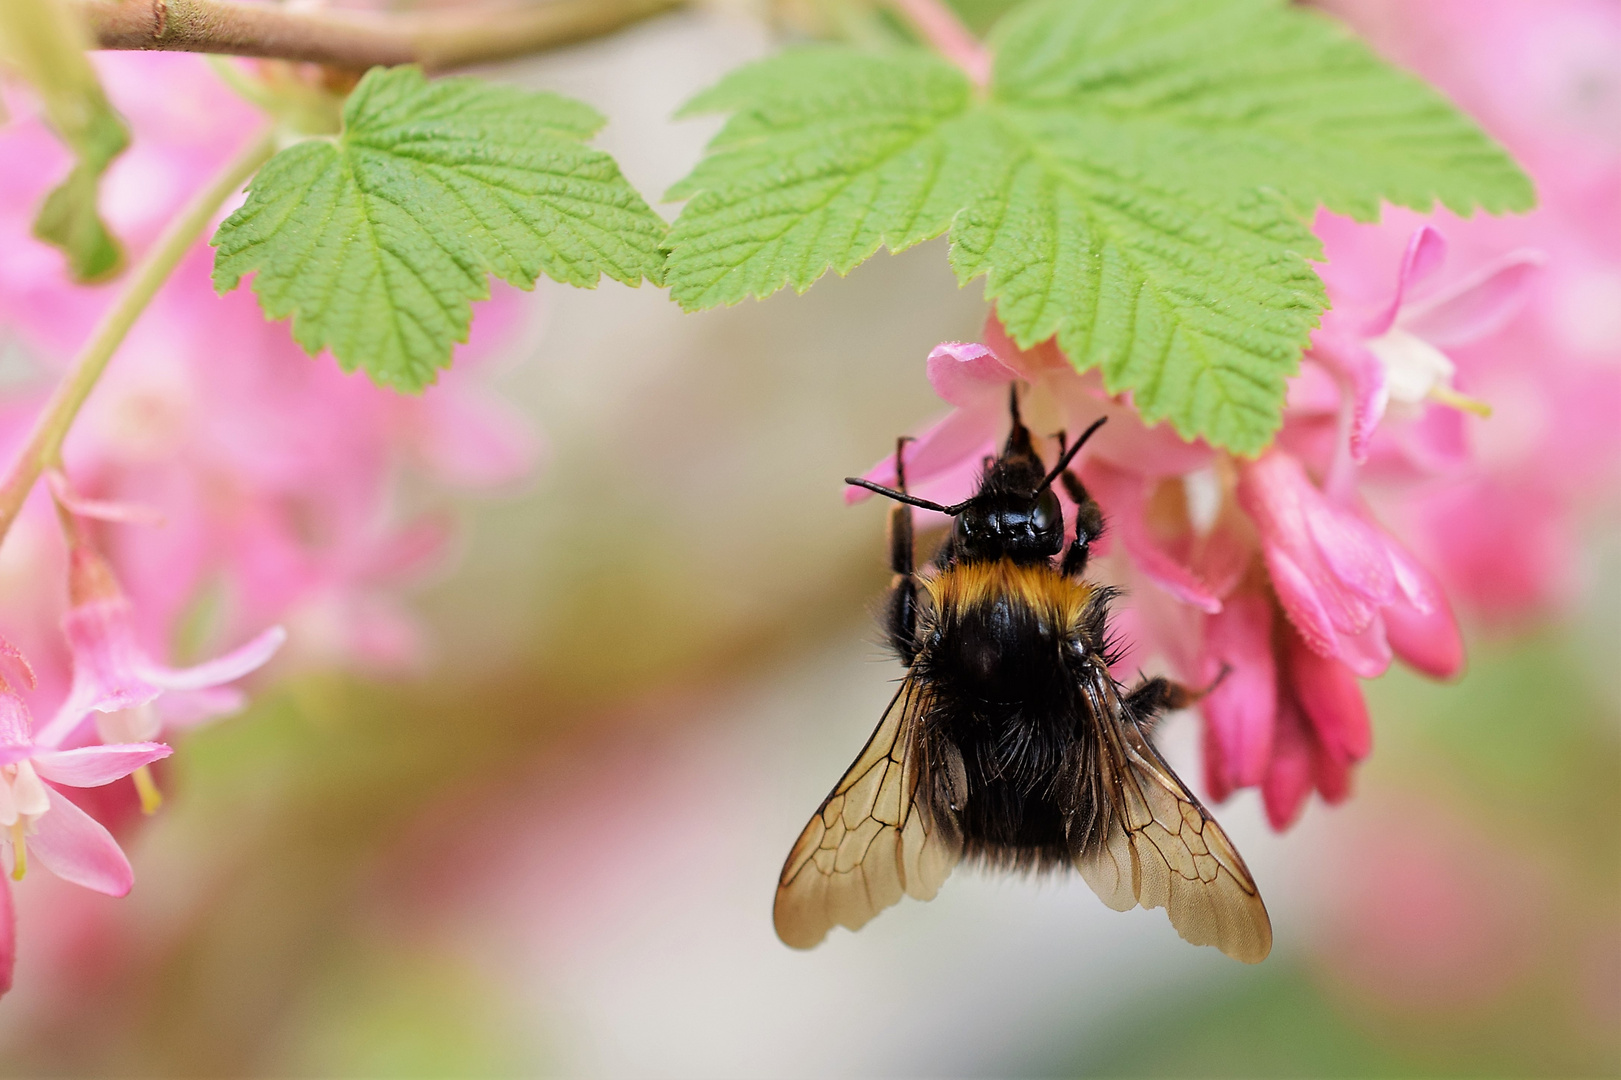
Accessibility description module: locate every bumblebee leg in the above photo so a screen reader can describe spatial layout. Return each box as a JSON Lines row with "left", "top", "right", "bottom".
{"left": 883, "top": 437, "right": 921, "bottom": 665}
{"left": 1124, "top": 666, "right": 1229, "bottom": 732}
{"left": 1060, "top": 469, "right": 1105, "bottom": 579}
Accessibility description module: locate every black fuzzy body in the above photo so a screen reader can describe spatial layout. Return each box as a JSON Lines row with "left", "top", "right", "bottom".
{"left": 905, "top": 561, "right": 1118, "bottom": 872}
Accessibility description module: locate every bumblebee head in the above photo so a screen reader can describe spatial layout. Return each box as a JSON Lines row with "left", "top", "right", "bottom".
{"left": 844, "top": 388, "right": 1107, "bottom": 566}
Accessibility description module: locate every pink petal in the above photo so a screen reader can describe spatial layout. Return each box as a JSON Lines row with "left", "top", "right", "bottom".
{"left": 1241, "top": 452, "right": 1395, "bottom": 642}
{"left": 1198, "top": 591, "right": 1277, "bottom": 789}
{"left": 1400, "top": 250, "right": 1546, "bottom": 348}
{"left": 31, "top": 742, "right": 172, "bottom": 787}
{"left": 0, "top": 876, "right": 12, "bottom": 997}
{"left": 415, "top": 388, "right": 545, "bottom": 489}
{"left": 29, "top": 787, "right": 134, "bottom": 897}
{"left": 982, "top": 313, "right": 1067, "bottom": 380}
{"left": 0, "top": 635, "right": 35, "bottom": 692}
{"left": 1385, "top": 591, "right": 1465, "bottom": 680}
{"left": 0, "top": 692, "right": 33, "bottom": 750}
{"left": 1311, "top": 339, "right": 1389, "bottom": 462}
{"left": 1395, "top": 404, "right": 1471, "bottom": 474}
{"left": 1262, "top": 696, "right": 1315, "bottom": 832}
{"left": 59, "top": 598, "right": 161, "bottom": 716}
{"left": 846, "top": 403, "right": 1002, "bottom": 504}
{"left": 137, "top": 624, "right": 285, "bottom": 691}
{"left": 925, "top": 342, "right": 1019, "bottom": 407}
{"left": 46, "top": 469, "right": 166, "bottom": 527}
{"left": 355, "top": 514, "right": 455, "bottom": 586}
{"left": 1084, "top": 461, "right": 1221, "bottom": 613}
{"left": 1365, "top": 226, "right": 1447, "bottom": 337}
{"left": 1284, "top": 629, "right": 1372, "bottom": 763}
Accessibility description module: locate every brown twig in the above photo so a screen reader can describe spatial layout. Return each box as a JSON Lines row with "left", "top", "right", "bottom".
{"left": 74, "top": 0, "right": 686, "bottom": 72}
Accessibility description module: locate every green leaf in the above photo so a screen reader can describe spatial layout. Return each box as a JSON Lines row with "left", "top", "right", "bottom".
{"left": 31, "top": 104, "right": 128, "bottom": 282}
{"left": 214, "top": 65, "right": 666, "bottom": 392}
{"left": 0, "top": 0, "right": 131, "bottom": 282}
{"left": 663, "top": 0, "right": 1533, "bottom": 454}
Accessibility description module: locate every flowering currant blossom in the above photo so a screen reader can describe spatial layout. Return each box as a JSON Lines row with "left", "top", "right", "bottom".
{"left": 0, "top": 632, "right": 170, "bottom": 991}
{"left": 0, "top": 52, "right": 543, "bottom": 996}
{"left": 1312, "top": 0, "right": 1621, "bottom": 620}
{"left": 34, "top": 536, "right": 284, "bottom": 806}
{"left": 853, "top": 225, "right": 1541, "bottom": 826}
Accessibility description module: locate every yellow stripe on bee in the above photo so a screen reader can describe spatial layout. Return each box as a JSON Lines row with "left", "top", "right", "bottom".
{"left": 923, "top": 559, "right": 1095, "bottom": 632}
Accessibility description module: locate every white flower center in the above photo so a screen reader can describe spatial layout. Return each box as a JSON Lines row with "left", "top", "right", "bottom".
{"left": 0, "top": 759, "right": 49, "bottom": 879}
{"left": 1365, "top": 328, "right": 1457, "bottom": 406}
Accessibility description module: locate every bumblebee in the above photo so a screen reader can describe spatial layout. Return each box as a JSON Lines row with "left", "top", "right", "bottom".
{"left": 773, "top": 391, "right": 1272, "bottom": 962}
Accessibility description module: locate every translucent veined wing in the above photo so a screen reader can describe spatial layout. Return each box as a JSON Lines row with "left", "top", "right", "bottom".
{"left": 1075, "top": 682, "right": 1273, "bottom": 964}
{"left": 774, "top": 678, "right": 962, "bottom": 949}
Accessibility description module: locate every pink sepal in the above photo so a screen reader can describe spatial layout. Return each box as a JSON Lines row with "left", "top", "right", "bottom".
{"left": 1084, "top": 461, "right": 1222, "bottom": 613}
{"left": 158, "top": 686, "right": 247, "bottom": 729}
{"left": 30, "top": 743, "right": 171, "bottom": 787}
{"left": 1284, "top": 629, "right": 1372, "bottom": 763}
{"left": 46, "top": 470, "right": 166, "bottom": 527}
{"left": 140, "top": 625, "right": 286, "bottom": 691}
{"left": 0, "top": 876, "right": 12, "bottom": 997}
{"left": 1400, "top": 249, "right": 1545, "bottom": 347}
{"left": 1334, "top": 618, "right": 1394, "bottom": 679}
{"left": 926, "top": 342, "right": 1019, "bottom": 406}
{"left": 28, "top": 787, "right": 134, "bottom": 897}
{"left": 1364, "top": 226, "right": 1447, "bottom": 337}
{"left": 1385, "top": 580, "right": 1466, "bottom": 680}
{"left": 1262, "top": 696, "right": 1315, "bottom": 831}
{"left": 1198, "top": 591, "right": 1277, "bottom": 789}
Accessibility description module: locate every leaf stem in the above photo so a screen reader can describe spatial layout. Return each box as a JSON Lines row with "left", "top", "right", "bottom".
{"left": 75, "top": 0, "right": 685, "bottom": 72}
{"left": 0, "top": 127, "right": 278, "bottom": 549}
{"left": 883, "top": 0, "right": 989, "bottom": 86}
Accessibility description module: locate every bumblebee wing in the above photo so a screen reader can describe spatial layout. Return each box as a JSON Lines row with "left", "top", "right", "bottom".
{"left": 1075, "top": 683, "right": 1273, "bottom": 964}
{"left": 774, "top": 677, "right": 961, "bottom": 949}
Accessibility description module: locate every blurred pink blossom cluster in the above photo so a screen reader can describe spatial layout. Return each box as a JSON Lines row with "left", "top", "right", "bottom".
{"left": 0, "top": 54, "right": 542, "bottom": 990}
{"left": 854, "top": 0, "right": 1620, "bottom": 831}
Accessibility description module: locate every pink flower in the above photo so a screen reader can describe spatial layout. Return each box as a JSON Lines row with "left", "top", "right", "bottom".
{"left": 857, "top": 300, "right": 1473, "bottom": 828}
{"left": 0, "top": 640, "right": 169, "bottom": 898}
{"left": 1307, "top": 225, "right": 1542, "bottom": 465}
{"left": 0, "top": 52, "right": 543, "bottom": 691}
{"left": 35, "top": 545, "right": 285, "bottom": 752}
{"left": 1236, "top": 449, "right": 1449, "bottom": 678}
{"left": 1310, "top": 0, "right": 1621, "bottom": 622}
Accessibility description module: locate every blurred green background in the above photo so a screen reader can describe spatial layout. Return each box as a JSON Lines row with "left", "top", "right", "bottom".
{"left": 0, "top": 4, "right": 1615, "bottom": 1077}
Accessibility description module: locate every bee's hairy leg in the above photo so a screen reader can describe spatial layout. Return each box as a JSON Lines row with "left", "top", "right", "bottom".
{"left": 1124, "top": 667, "right": 1228, "bottom": 733}
{"left": 884, "top": 436, "right": 921, "bottom": 665}
{"left": 1060, "top": 469, "right": 1105, "bottom": 579}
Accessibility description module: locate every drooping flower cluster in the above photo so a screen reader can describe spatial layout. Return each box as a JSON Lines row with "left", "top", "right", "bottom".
{"left": 850, "top": 0, "right": 1620, "bottom": 835}
{"left": 0, "top": 53, "right": 541, "bottom": 991}
{"left": 853, "top": 200, "right": 1594, "bottom": 827}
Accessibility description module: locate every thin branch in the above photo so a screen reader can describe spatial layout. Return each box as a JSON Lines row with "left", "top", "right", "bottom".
{"left": 883, "top": 0, "right": 989, "bottom": 86}
{"left": 0, "top": 128, "right": 278, "bottom": 550}
{"left": 74, "top": 0, "right": 686, "bottom": 72}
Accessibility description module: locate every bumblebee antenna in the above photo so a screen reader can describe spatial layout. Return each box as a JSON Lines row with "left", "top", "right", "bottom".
{"left": 1008, "top": 383, "right": 1022, "bottom": 426}
{"left": 843, "top": 478, "right": 970, "bottom": 515}
{"left": 1035, "top": 416, "right": 1108, "bottom": 494}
